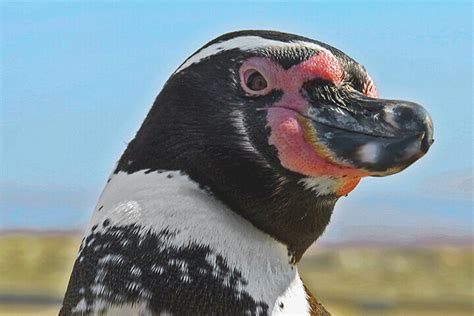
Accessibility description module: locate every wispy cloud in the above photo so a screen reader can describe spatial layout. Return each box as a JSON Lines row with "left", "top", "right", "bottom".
{"left": 321, "top": 167, "right": 473, "bottom": 245}
{"left": 0, "top": 181, "right": 98, "bottom": 210}
{"left": 322, "top": 182, "right": 473, "bottom": 245}
{"left": 419, "top": 167, "right": 473, "bottom": 198}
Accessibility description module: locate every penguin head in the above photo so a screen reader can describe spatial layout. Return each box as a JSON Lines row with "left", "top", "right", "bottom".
{"left": 116, "top": 30, "right": 434, "bottom": 259}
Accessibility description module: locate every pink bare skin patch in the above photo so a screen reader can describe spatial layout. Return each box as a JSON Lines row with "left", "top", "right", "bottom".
{"left": 293, "top": 51, "right": 344, "bottom": 84}
{"left": 267, "top": 107, "right": 349, "bottom": 176}
{"left": 266, "top": 107, "right": 367, "bottom": 196}
{"left": 239, "top": 53, "right": 373, "bottom": 196}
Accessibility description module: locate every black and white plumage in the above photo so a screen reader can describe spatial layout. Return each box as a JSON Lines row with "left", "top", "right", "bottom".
{"left": 61, "top": 30, "right": 433, "bottom": 315}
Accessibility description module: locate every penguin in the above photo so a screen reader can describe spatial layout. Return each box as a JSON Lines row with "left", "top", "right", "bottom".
{"left": 60, "top": 30, "right": 434, "bottom": 315}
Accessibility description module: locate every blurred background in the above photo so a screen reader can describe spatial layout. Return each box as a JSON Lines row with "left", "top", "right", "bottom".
{"left": 1, "top": 1, "right": 472, "bottom": 315}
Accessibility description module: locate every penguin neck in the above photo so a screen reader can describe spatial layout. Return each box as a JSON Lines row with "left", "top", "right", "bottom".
{"left": 116, "top": 143, "right": 337, "bottom": 263}
{"left": 183, "top": 163, "right": 338, "bottom": 263}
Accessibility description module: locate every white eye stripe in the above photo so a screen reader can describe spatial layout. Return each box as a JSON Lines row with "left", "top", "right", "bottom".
{"left": 174, "top": 35, "right": 329, "bottom": 74}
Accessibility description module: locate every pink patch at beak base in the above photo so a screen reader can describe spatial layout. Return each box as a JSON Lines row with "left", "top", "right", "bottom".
{"left": 293, "top": 51, "right": 344, "bottom": 84}
{"left": 267, "top": 107, "right": 367, "bottom": 196}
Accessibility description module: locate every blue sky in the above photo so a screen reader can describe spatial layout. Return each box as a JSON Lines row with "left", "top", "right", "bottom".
{"left": 1, "top": 1, "right": 472, "bottom": 242}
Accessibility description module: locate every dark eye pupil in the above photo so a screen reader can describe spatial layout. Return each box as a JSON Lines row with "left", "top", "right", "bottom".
{"left": 246, "top": 72, "right": 267, "bottom": 91}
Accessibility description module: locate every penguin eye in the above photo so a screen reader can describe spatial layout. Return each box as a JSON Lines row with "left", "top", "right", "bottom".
{"left": 243, "top": 69, "right": 268, "bottom": 92}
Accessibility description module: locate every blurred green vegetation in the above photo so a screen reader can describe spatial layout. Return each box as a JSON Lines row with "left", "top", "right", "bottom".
{"left": 0, "top": 235, "right": 472, "bottom": 315}
{"left": 300, "top": 247, "right": 473, "bottom": 315}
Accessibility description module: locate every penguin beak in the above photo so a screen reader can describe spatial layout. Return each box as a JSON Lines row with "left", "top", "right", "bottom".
{"left": 301, "top": 91, "right": 434, "bottom": 176}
